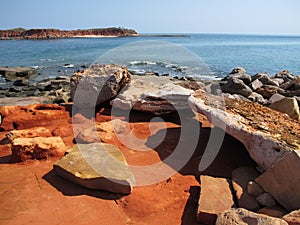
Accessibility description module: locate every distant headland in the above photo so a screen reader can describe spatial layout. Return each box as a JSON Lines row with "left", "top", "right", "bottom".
{"left": 0, "top": 27, "right": 139, "bottom": 40}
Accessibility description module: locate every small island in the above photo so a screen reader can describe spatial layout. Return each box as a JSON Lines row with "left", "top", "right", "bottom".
{"left": 0, "top": 27, "right": 138, "bottom": 40}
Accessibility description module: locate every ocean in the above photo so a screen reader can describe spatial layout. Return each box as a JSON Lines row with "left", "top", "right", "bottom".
{"left": 1, "top": 34, "right": 300, "bottom": 86}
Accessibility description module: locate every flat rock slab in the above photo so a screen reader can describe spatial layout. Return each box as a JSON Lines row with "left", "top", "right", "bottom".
{"left": 197, "top": 175, "right": 235, "bottom": 225}
{"left": 189, "top": 91, "right": 300, "bottom": 170}
{"left": 54, "top": 143, "right": 135, "bottom": 194}
{"left": 216, "top": 208, "right": 288, "bottom": 225}
{"left": 111, "top": 75, "right": 194, "bottom": 115}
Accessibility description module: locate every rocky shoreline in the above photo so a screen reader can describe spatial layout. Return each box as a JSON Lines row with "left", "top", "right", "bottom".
{"left": 0, "top": 64, "right": 299, "bottom": 225}
{"left": 0, "top": 27, "right": 138, "bottom": 40}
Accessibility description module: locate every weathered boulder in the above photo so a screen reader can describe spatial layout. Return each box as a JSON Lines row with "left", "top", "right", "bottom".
{"left": 54, "top": 143, "right": 135, "bottom": 194}
{"left": 269, "top": 97, "right": 300, "bottom": 120}
{"left": 0, "top": 66, "right": 36, "bottom": 81}
{"left": 280, "top": 77, "right": 300, "bottom": 90}
{"left": 222, "top": 67, "right": 252, "bottom": 84}
{"left": 252, "top": 73, "right": 279, "bottom": 86}
{"left": 11, "top": 136, "right": 67, "bottom": 162}
{"left": 197, "top": 175, "right": 235, "bottom": 225}
{"left": 221, "top": 77, "right": 253, "bottom": 97}
{"left": 232, "top": 167, "right": 261, "bottom": 211}
{"left": 256, "top": 151, "right": 300, "bottom": 211}
{"left": 269, "top": 93, "right": 285, "bottom": 104}
{"left": 273, "top": 70, "right": 295, "bottom": 82}
{"left": 256, "top": 85, "right": 285, "bottom": 99}
{"left": 70, "top": 64, "right": 131, "bottom": 108}
{"left": 283, "top": 209, "right": 300, "bottom": 225}
{"left": 249, "top": 79, "right": 264, "bottom": 90}
{"left": 111, "top": 75, "right": 194, "bottom": 115}
{"left": 6, "top": 127, "right": 52, "bottom": 142}
{"left": 248, "top": 92, "right": 268, "bottom": 105}
{"left": 189, "top": 91, "right": 300, "bottom": 170}
{"left": 216, "top": 208, "right": 288, "bottom": 225}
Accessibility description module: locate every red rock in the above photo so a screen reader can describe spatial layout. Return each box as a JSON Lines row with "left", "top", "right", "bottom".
{"left": 197, "top": 175, "right": 235, "bottom": 225}
{"left": 52, "top": 125, "right": 73, "bottom": 138}
{"left": 0, "top": 104, "right": 70, "bottom": 131}
{"left": 6, "top": 127, "right": 52, "bottom": 141}
{"left": 11, "top": 137, "right": 67, "bottom": 162}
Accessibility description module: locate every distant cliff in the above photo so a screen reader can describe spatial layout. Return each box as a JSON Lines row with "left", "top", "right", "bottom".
{"left": 0, "top": 27, "right": 138, "bottom": 40}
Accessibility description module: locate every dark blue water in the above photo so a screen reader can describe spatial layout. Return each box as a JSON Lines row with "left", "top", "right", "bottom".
{"left": 0, "top": 34, "right": 300, "bottom": 84}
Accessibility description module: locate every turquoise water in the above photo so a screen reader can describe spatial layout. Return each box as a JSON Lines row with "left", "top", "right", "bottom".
{"left": 0, "top": 34, "right": 300, "bottom": 83}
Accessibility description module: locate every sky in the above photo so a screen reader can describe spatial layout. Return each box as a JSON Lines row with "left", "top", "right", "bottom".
{"left": 0, "top": 0, "right": 300, "bottom": 35}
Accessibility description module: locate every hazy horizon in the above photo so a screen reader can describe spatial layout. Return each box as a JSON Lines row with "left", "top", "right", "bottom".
{"left": 1, "top": 0, "right": 300, "bottom": 35}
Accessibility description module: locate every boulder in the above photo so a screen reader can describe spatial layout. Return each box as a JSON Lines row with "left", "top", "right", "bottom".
{"left": 70, "top": 64, "right": 131, "bottom": 108}
{"left": 256, "top": 85, "right": 285, "bottom": 99}
{"left": 197, "top": 175, "right": 235, "bottom": 225}
{"left": 6, "top": 127, "right": 52, "bottom": 142}
{"left": 256, "top": 193, "right": 277, "bottom": 207}
{"left": 222, "top": 67, "right": 252, "bottom": 84}
{"left": 269, "top": 97, "right": 300, "bottom": 120}
{"left": 54, "top": 143, "right": 135, "bottom": 194}
{"left": 216, "top": 208, "right": 288, "bottom": 225}
{"left": 273, "top": 70, "right": 295, "bottom": 82}
{"left": 232, "top": 167, "right": 261, "bottom": 211}
{"left": 248, "top": 92, "right": 268, "bottom": 105}
{"left": 189, "top": 91, "right": 300, "bottom": 170}
{"left": 269, "top": 94, "right": 285, "bottom": 104}
{"left": 111, "top": 75, "right": 194, "bottom": 115}
{"left": 256, "top": 151, "right": 300, "bottom": 211}
{"left": 11, "top": 136, "right": 67, "bottom": 162}
{"left": 247, "top": 181, "right": 264, "bottom": 197}
{"left": 249, "top": 79, "right": 264, "bottom": 90}
{"left": 0, "top": 66, "right": 36, "bottom": 81}
{"left": 280, "top": 77, "right": 300, "bottom": 90}
{"left": 283, "top": 209, "right": 300, "bottom": 225}
{"left": 252, "top": 73, "right": 279, "bottom": 86}
{"left": 221, "top": 78, "right": 253, "bottom": 97}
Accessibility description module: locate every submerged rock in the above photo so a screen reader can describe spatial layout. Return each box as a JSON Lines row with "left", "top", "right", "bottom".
{"left": 54, "top": 143, "right": 135, "bottom": 194}
{"left": 0, "top": 66, "right": 36, "bottom": 81}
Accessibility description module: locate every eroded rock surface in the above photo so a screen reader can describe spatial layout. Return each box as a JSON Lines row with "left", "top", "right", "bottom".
{"left": 70, "top": 64, "right": 131, "bottom": 108}
{"left": 189, "top": 91, "right": 300, "bottom": 170}
{"left": 216, "top": 208, "right": 288, "bottom": 225}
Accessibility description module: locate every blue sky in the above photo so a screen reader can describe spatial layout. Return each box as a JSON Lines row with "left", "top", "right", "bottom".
{"left": 1, "top": 0, "right": 299, "bottom": 34}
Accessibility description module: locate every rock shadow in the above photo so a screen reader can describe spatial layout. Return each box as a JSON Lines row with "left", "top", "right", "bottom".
{"left": 146, "top": 117, "right": 257, "bottom": 179}
{"left": 181, "top": 186, "right": 200, "bottom": 225}
{"left": 43, "top": 169, "right": 124, "bottom": 200}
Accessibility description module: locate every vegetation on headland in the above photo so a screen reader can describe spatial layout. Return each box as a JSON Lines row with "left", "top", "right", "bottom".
{"left": 0, "top": 27, "right": 138, "bottom": 40}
